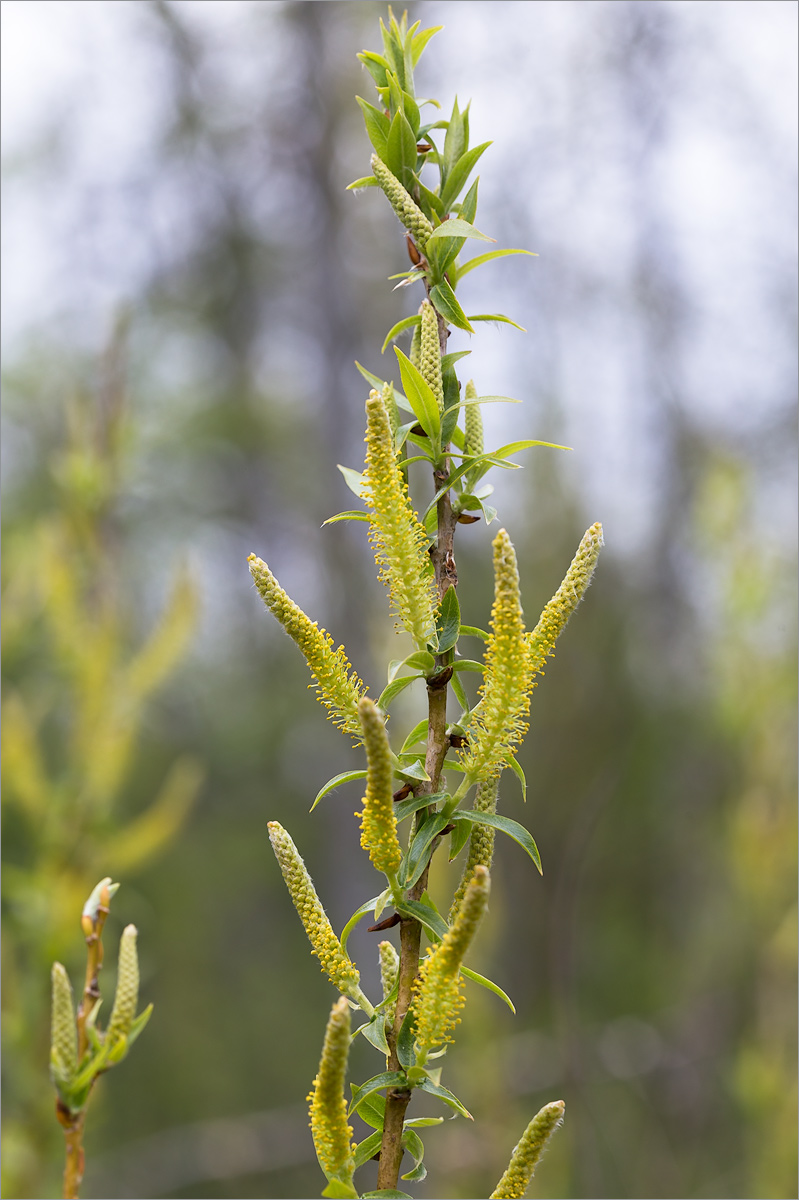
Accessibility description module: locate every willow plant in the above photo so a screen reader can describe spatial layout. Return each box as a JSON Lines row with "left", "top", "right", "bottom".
{"left": 49, "top": 879, "right": 152, "bottom": 1199}
{"left": 251, "top": 11, "right": 602, "bottom": 1198}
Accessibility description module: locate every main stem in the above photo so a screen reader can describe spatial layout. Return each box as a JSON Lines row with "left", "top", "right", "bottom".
{"left": 377, "top": 310, "right": 456, "bottom": 1191}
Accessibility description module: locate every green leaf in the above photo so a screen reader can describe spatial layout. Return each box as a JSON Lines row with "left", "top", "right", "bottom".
{"left": 452, "top": 811, "right": 542, "bottom": 874}
{"left": 426, "top": 217, "right": 493, "bottom": 244}
{"left": 415, "top": 1077, "right": 473, "bottom": 1120}
{"left": 454, "top": 247, "right": 537, "bottom": 282}
{"left": 340, "top": 896, "right": 383, "bottom": 955}
{"left": 439, "top": 142, "right": 493, "bottom": 211}
{"left": 381, "top": 314, "right": 421, "bottom": 354}
{"left": 459, "top": 176, "right": 479, "bottom": 225}
{"left": 405, "top": 1117, "right": 444, "bottom": 1128}
{"left": 401, "top": 1127, "right": 427, "bottom": 1181}
{"left": 355, "top": 361, "right": 414, "bottom": 415}
{"left": 377, "top": 673, "right": 422, "bottom": 710}
{"left": 337, "top": 464, "right": 367, "bottom": 499}
{"left": 436, "top": 586, "right": 461, "bottom": 654}
{"left": 393, "top": 348, "right": 441, "bottom": 441}
{"left": 386, "top": 110, "right": 418, "bottom": 188}
{"left": 310, "top": 769, "right": 368, "bottom": 812}
{"left": 389, "top": 651, "right": 435, "bottom": 680}
{"left": 351, "top": 1086, "right": 385, "bottom": 1129}
{"left": 456, "top": 393, "right": 521, "bottom": 408}
{"left": 360, "top": 1192, "right": 413, "bottom": 1199}
{"left": 411, "top": 24, "right": 442, "bottom": 65}
{"left": 448, "top": 816, "right": 471, "bottom": 861}
{"left": 394, "top": 792, "right": 448, "bottom": 822}
{"left": 358, "top": 49, "right": 390, "bottom": 88}
{"left": 451, "top": 659, "right": 484, "bottom": 673}
{"left": 322, "top": 1179, "right": 359, "bottom": 1199}
{"left": 322, "top": 509, "right": 370, "bottom": 526}
{"left": 396, "top": 898, "right": 448, "bottom": 942}
{"left": 441, "top": 97, "right": 467, "bottom": 184}
{"left": 359, "top": 1014, "right": 390, "bottom": 1056}
{"left": 430, "top": 280, "right": 474, "bottom": 333}
{"left": 458, "top": 624, "right": 489, "bottom": 641}
{"left": 395, "top": 760, "right": 431, "bottom": 785}
{"left": 504, "top": 753, "right": 527, "bottom": 801}
{"left": 467, "top": 312, "right": 527, "bottom": 332}
{"left": 356, "top": 97, "right": 391, "bottom": 159}
{"left": 449, "top": 669, "right": 470, "bottom": 715}
{"left": 460, "top": 965, "right": 516, "bottom": 1013}
{"left": 396, "top": 1008, "right": 417, "bottom": 1070}
{"left": 346, "top": 175, "right": 379, "bottom": 190}
{"left": 399, "top": 719, "right": 428, "bottom": 754}
{"left": 354, "top": 1130, "right": 383, "bottom": 1169}
{"left": 399, "top": 813, "right": 450, "bottom": 889}
{"left": 348, "top": 1072, "right": 408, "bottom": 1116}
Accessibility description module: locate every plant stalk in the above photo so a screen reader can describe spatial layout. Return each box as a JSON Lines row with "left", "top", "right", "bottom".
{"left": 377, "top": 307, "right": 457, "bottom": 1191}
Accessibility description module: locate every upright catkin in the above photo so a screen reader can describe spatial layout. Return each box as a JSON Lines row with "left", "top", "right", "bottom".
{"left": 490, "top": 1101, "right": 566, "bottom": 1199}
{"left": 308, "top": 997, "right": 356, "bottom": 1185}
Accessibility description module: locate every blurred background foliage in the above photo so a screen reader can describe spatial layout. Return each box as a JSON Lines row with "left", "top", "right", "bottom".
{"left": 1, "top": 2, "right": 795, "bottom": 1198}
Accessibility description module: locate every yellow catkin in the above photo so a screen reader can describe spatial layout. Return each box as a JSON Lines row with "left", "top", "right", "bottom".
{"left": 356, "top": 698, "right": 402, "bottom": 877}
{"left": 448, "top": 776, "right": 498, "bottom": 923}
{"left": 490, "top": 1101, "right": 566, "bottom": 1199}
{"left": 267, "top": 822, "right": 360, "bottom": 994}
{"left": 363, "top": 386, "right": 437, "bottom": 647}
{"left": 308, "top": 996, "right": 356, "bottom": 1185}
{"left": 527, "top": 523, "right": 604, "bottom": 677}
{"left": 378, "top": 940, "right": 400, "bottom": 1000}
{"left": 460, "top": 529, "right": 533, "bottom": 782}
{"left": 371, "top": 153, "right": 434, "bottom": 253}
{"left": 419, "top": 299, "right": 444, "bottom": 412}
{"left": 248, "top": 555, "right": 366, "bottom": 739}
{"left": 50, "top": 963, "right": 78, "bottom": 1084}
{"left": 107, "top": 925, "right": 140, "bottom": 1043}
{"left": 414, "top": 866, "right": 490, "bottom": 1052}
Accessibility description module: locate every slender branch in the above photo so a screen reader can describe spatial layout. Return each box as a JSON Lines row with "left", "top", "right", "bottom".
{"left": 378, "top": 305, "right": 458, "bottom": 1191}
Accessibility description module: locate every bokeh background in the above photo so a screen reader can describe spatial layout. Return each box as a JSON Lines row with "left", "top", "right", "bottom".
{"left": 2, "top": 2, "right": 796, "bottom": 1198}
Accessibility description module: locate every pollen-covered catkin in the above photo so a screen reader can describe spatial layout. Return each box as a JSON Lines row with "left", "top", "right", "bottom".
{"left": 414, "top": 866, "right": 490, "bottom": 1052}
{"left": 527, "top": 523, "right": 603, "bottom": 677}
{"left": 308, "top": 997, "right": 356, "bottom": 1185}
{"left": 363, "top": 385, "right": 437, "bottom": 647}
{"left": 248, "top": 555, "right": 366, "bottom": 739}
{"left": 460, "top": 529, "right": 532, "bottom": 781}
{"left": 490, "top": 1101, "right": 566, "bottom": 1199}
{"left": 356, "top": 698, "right": 402, "bottom": 876}
{"left": 268, "top": 822, "right": 360, "bottom": 994}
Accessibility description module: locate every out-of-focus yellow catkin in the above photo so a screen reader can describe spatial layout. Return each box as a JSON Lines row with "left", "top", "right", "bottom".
{"left": 363, "top": 386, "right": 437, "bottom": 648}
{"left": 50, "top": 963, "right": 78, "bottom": 1085}
{"left": 371, "top": 153, "right": 434, "bottom": 253}
{"left": 268, "top": 822, "right": 361, "bottom": 994}
{"left": 460, "top": 529, "right": 533, "bottom": 782}
{"left": 356, "top": 698, "right": 402, "bottom": 877}
{"left": 448, "top": 777, "right": 498, "bottom": 923}
{"left": 527, "top": 523, "right": 603, "bottom": 677}
{"left": 378, "top": 940, "right": 400, "bottom": 1001}
{"left": 419, "top": 300, "right": 444, "bottom": 412}
{"left": 248, "top": 555, "right": 366, "bottom": 739}
{"left": 490, "top": 1101, "right": 566, "bottom": 1199}
{"left": 308, "top": 996, "right": 356, "bottom": 1186}
{"left": 414, "top": 866, "right": 490, "bottom": 1052}
{"left": 107, "top": 925, "right": 140, "bottom": 1043}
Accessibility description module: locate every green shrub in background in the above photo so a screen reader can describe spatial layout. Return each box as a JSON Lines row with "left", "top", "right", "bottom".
{"left": 250, "top": 12, "right": 601, "bottom": 1197}
{"left": 1, "top": 325, "right": 203, "bottom": 1199}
